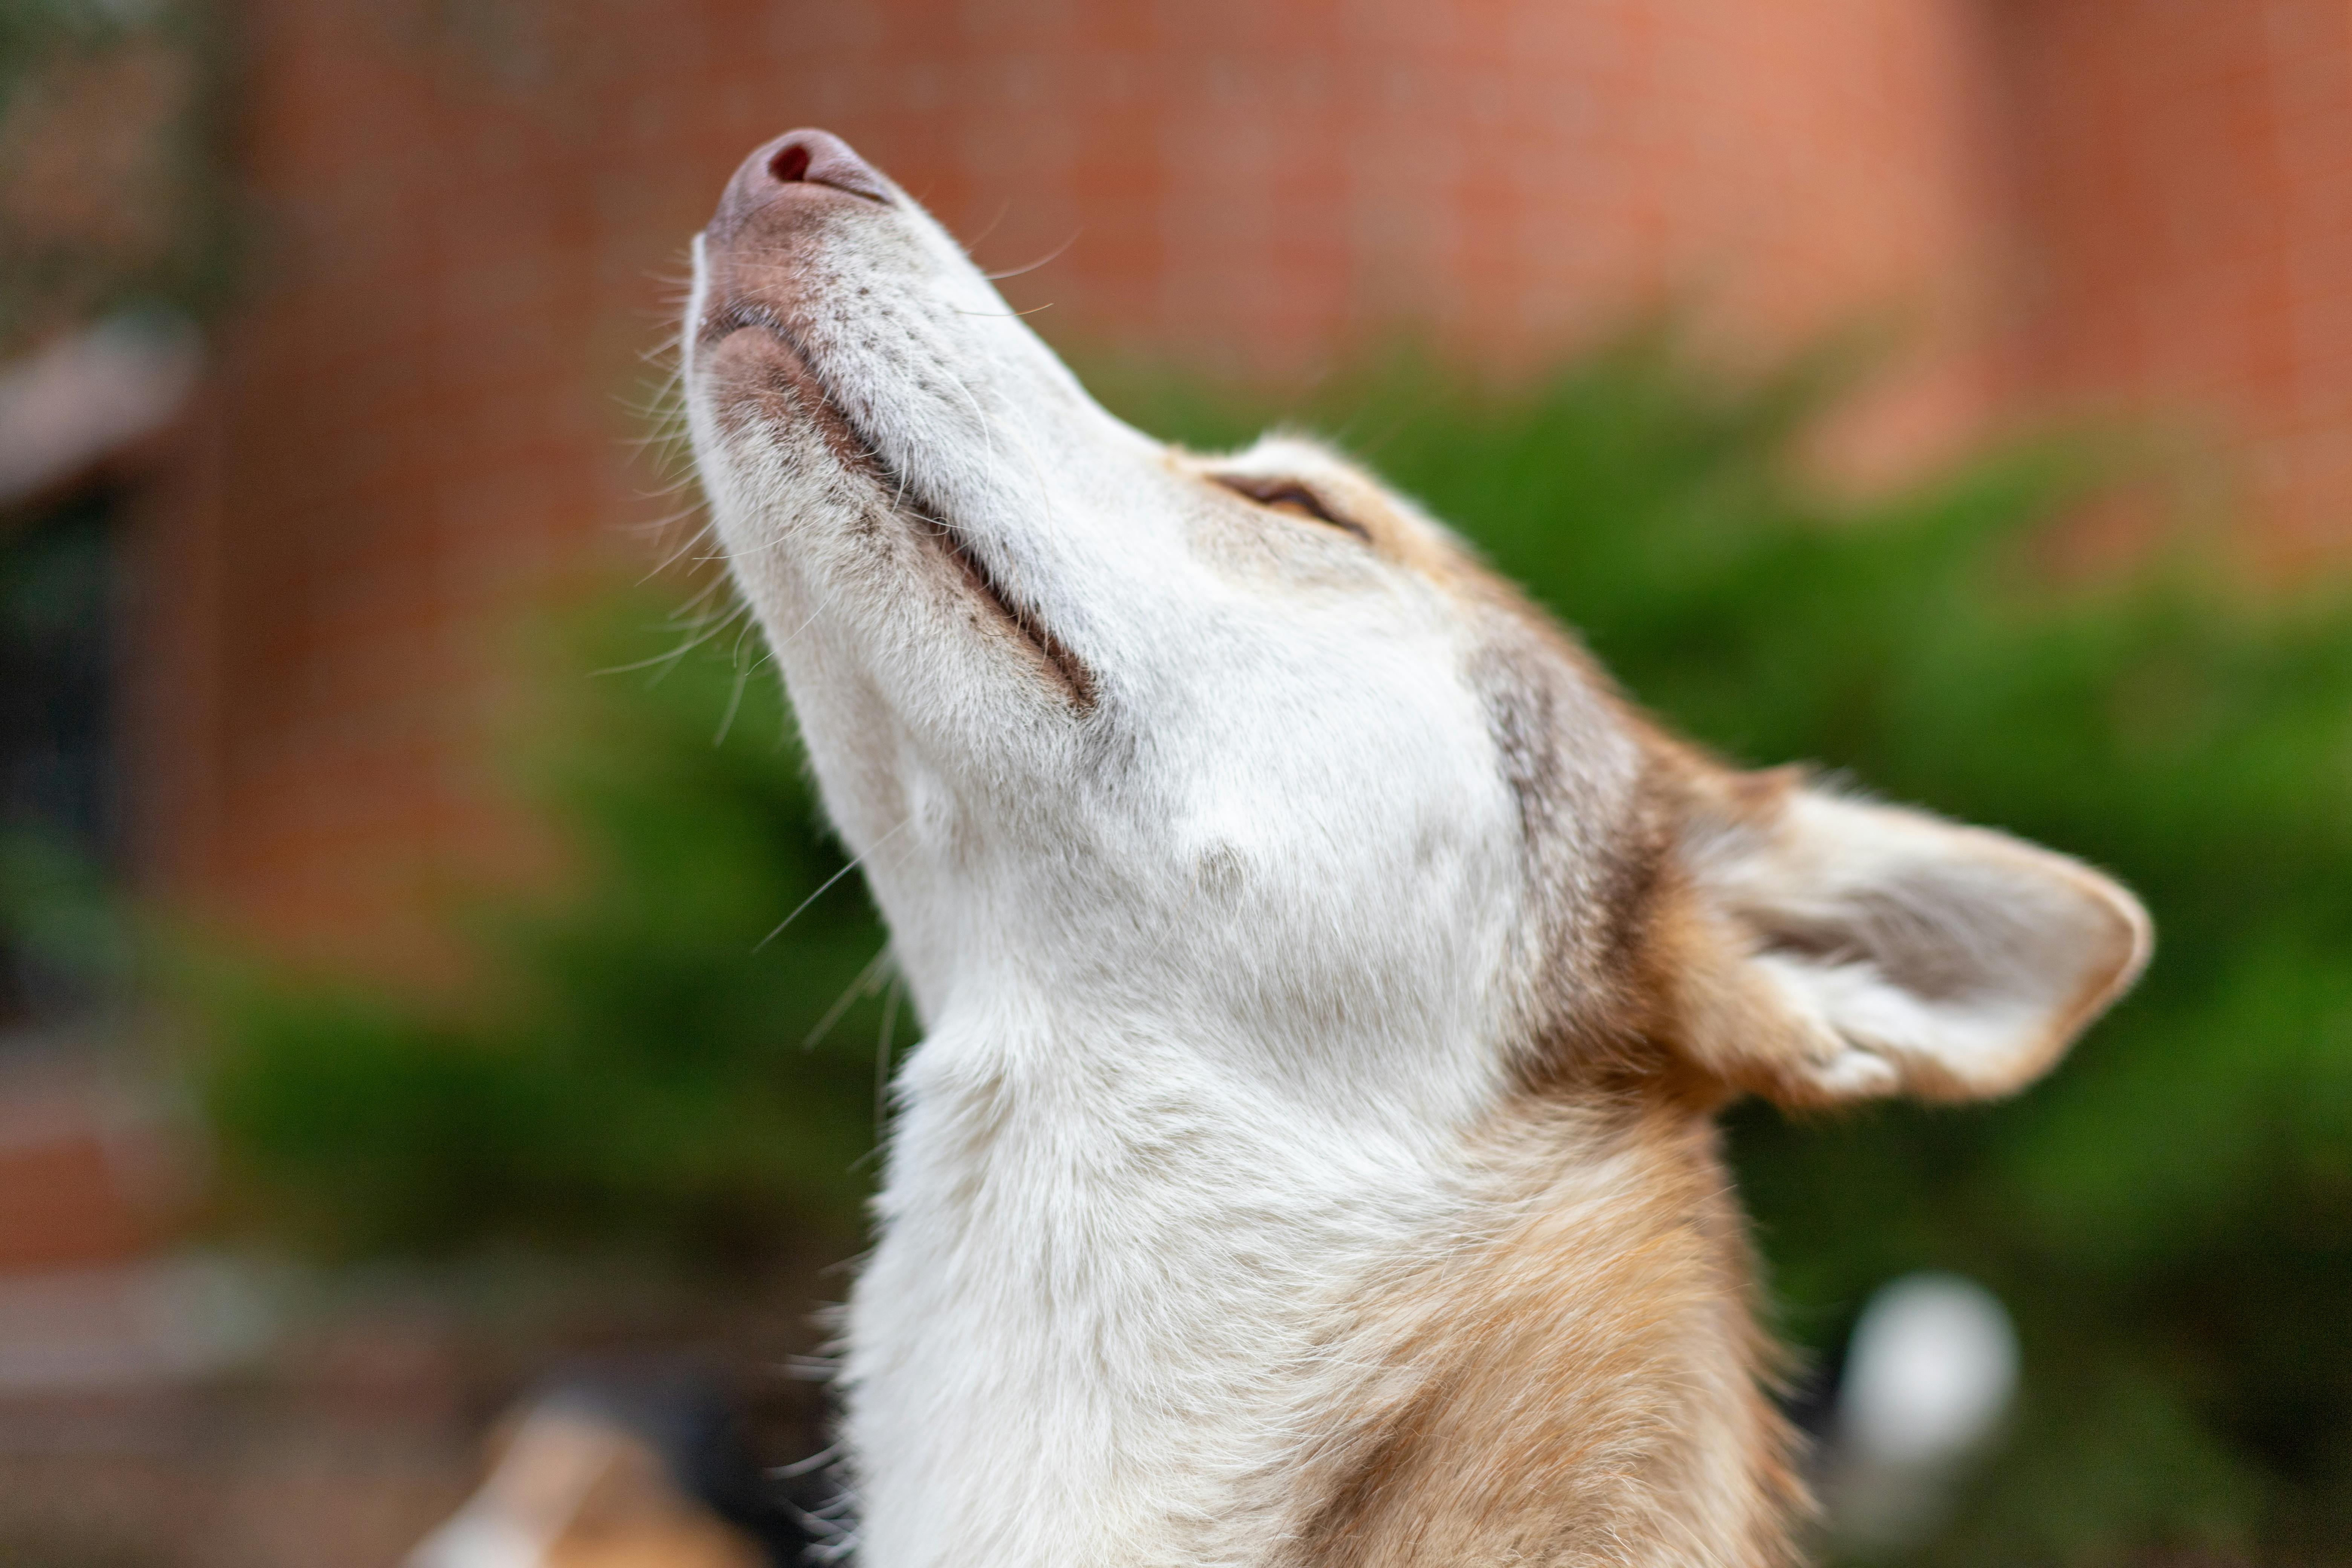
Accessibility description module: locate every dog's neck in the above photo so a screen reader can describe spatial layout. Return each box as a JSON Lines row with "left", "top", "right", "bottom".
{"left": 840, "top": 993, "right": 1801, "bottom": 1568}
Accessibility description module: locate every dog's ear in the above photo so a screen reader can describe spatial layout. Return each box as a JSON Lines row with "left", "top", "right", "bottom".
{"left": 1655, "top": 767, "right": 2150, "bottom": 1106}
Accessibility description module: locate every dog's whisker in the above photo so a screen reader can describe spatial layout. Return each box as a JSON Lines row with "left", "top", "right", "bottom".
{"left": 982, "top": 228, "right": 1080, "bottom": 281}
{"left": 752, "top": 818, "right": 912, "bottom": 952}
{"left": 804, "top": 945, "right": 893, "bottom": 1052}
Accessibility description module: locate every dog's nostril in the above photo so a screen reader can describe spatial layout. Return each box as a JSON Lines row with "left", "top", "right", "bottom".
{"left": 769, "top": 141, "right": 812, "bottom": 184}
{"left": 752, "top": 129, "right": 893, "bottom": 205}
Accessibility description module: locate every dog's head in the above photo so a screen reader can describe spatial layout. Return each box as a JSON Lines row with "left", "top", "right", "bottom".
{"left": 683, "top": 131, "right": 2147, "bottom": 1116}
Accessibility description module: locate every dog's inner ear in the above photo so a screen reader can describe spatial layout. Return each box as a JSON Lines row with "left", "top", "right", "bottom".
{"left": 1660, "top": 772, "right": 2150, "bottom": 1106}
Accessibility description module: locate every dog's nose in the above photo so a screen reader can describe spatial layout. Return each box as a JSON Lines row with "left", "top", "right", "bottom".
{"left": 707, "top": 129, "right": 894, "bottom": 248}
{"left": 762, "top": 129, "right": 893, "bottom": 202}
{"left": 710, "top": 129, "right": 894, "bottom": 245}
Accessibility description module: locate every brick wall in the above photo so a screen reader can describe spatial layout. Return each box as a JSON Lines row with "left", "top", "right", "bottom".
{"left": 1990, "top": 0, "right": 2352, "bottom": 562}
{"left": 141, "top": 0, "right": 2352, "bottom": 975}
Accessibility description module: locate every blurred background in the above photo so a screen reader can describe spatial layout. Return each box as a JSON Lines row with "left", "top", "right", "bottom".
{"left": 3, "top": 1, "right": 2349, "bottom": 1563}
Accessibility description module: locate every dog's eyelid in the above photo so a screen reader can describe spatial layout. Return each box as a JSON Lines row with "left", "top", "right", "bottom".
{"left": 1209, "top": 474, "right": 1372, "bottom": 542}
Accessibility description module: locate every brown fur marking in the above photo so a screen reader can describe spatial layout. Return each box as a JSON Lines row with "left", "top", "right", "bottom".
{"left": 1284, "top": 1099, "right": 1807, "bottom": 1567}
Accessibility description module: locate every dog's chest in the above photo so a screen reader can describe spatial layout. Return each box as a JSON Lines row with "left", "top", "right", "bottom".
{"left": 839, "top": 1027, "right": 1475, "bottom": 1567}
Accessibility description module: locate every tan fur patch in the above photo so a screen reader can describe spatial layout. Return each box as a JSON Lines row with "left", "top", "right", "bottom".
{"left": 1281, "top": 1098, "right": 1808, "bottom": 1568}
{"left": 1248, "top": 522, "right": 1814, "bottom": 1562}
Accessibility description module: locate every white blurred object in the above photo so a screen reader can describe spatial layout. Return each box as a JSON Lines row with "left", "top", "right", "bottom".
{"left": 0, "top": 311, "right": 200, "bottom": 505}
{"left": 1841, "top": 1272, "right": 2019, "bottom": 1464}
{"left": 1824, "top": 1272, "right": 2020, "bottom": 1552}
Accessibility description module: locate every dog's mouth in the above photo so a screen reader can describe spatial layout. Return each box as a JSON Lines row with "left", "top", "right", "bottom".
{"left": 705, "top": 303, "right": 1096, "bottom": 711}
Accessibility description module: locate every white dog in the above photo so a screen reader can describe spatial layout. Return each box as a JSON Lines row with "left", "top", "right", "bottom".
{"left": 682, "top": 129, "right": 2149, "bottom": 1568}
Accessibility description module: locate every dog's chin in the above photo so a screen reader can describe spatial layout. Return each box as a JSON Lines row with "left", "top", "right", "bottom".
{"left": 695, "top": 315, "right": 1099, "bottom": 714}
{"left": 697, "top": 305, "right": 887, "bottom": 479}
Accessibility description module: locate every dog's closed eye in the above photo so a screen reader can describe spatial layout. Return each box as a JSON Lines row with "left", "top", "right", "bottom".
{"left": 1211, "top": 475, "right": 1370, "bottom": 542}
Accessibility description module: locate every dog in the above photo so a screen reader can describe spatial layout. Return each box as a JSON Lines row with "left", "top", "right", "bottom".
{"left": 681, "top": 128, "right": 2149, "bottom": 1568}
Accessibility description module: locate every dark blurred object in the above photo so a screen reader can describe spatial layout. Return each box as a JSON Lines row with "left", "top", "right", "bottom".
{"left": 1, "top": 484, "right": 133, "bottom": 1032}
{"left": 0, "top": 9, "right": 219, "bottom": 1476}
{"left": 406, "top": 1362, "right": 829, "bottom": 1568}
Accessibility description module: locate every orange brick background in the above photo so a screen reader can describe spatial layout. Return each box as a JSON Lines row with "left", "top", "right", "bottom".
{"left": 1991, "top": 0, "right": 2352, "bottom": 562}
{"left": 134, "top": 0, "right": 2352, "bottom": 978}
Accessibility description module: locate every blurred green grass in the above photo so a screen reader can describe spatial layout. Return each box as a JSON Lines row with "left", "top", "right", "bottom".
{"left": 196, "top": 338, "right": 2352, "bottom": 1564}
